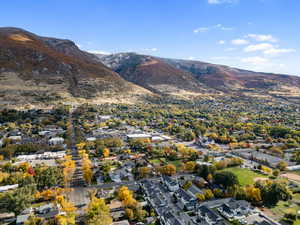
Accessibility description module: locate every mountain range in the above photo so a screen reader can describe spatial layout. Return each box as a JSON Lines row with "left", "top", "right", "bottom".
{"left": 0, "top": 27, "right": 300, "bottom": 106}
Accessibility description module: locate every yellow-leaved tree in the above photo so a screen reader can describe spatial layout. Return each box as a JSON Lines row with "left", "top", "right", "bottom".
{"left": 86, "top": 193, "right": 112, "bottom": 225}
{"left": 102, "top": 148, "right": 110, "bottom": 158}
{"left": 55, "top": 195, "right": 77, "bottom": 225}
{"left": 79, "top": 150, "right": 93, "bottom": 185}
{"left": 61, "top": 155, "right": 76, "bottom": 186}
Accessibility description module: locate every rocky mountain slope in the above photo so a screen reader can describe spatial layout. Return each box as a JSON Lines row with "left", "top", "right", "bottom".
{"left": 99, "top": 53, "right": 300, "bottom": 101}
{"left": 0, "top": 27, "right": 150, "bottom": 106}
{"left": 0, "top": 27, "right": 299, "bottom": 106}
{"left": 98, "top": 53, "right": 216, "bottom": 96}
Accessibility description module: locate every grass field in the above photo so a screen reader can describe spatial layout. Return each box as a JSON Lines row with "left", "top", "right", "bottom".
{"left": 168, "top": 160, "right": 182, "bottom": 168}
{"left": 221, "top": 167, "right": 267, "bottom": 186}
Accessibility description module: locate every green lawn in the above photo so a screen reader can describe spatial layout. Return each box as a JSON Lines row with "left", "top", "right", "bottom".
{"left": 221, "top": 167, "right": 267, "bottom": 186}
{"left": 269, "top": 200, "right": 300, "bottom": 219}
{"left": 167, "top": 160, "right": 182, "bottom": 168}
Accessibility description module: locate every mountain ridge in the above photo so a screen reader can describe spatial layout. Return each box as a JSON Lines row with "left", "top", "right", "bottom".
{"left": 0, "top": 27, "right": 300, "bottom": 106}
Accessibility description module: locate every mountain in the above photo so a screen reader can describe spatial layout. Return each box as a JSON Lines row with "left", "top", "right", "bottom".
{"left": 0, "top": 27, "right": 150, "bottom": 106}
{"left": 99, "top": 53, "right": 300, "bottom": 102}
{"left": 1, "top": 27, "right": 299, "bottom": 106}
{"left": 98, "top": 53, "right": 217, "bottom": 96}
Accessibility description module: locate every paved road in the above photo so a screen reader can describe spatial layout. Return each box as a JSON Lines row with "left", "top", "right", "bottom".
{"left": 69, "top": 108, "right": 86, "bottom": 187}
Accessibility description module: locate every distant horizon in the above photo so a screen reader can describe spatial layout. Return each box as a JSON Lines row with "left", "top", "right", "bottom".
{"left": 1, "top": 0, "right": 299, "bottom": 76}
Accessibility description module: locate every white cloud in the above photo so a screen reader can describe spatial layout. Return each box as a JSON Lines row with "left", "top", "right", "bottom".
{"left": 264, "top": 48, "right": 295, "bottom": 56}
{"left": 224, "top": 47, "right": 236, "bottom": 52}
{"left": 218, "top": 40, "right": 226, "bottom": 45}
{"left": 194, "top": 27, "right": 210, "bottom": 33}
{"left": 246, "top": 34, "right": 277, "bottom": 42}
{"left": 194, "top": 24, "right": 234, "bottom": 33}
{"left": 144, "top": 48, "right": 158, "bottom": 52}
{"left": 208, "top": 0, "right": 238, "bottom": 4}
{"left": 241, "top": 56, "right": 269, "bottom": 65}
{"left": 88, "top": 50, "right": 111, "bottom": 55}
{"left": 244, "top": 43, "right": 274, "bottom": 52}
{"left": 231, "top": 39, "right": 249, "bottom": 45}
{"left": 244, "top": 43, "right": 296, "bottom": 56}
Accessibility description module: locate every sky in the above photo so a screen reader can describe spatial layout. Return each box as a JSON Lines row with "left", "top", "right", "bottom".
{"left": 1, "top": 0, "right": 299, "bottom": 75}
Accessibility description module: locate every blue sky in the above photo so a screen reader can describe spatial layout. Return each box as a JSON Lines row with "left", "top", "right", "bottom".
{"left": 1, "top": 0, "right": 299, "bottom": 75}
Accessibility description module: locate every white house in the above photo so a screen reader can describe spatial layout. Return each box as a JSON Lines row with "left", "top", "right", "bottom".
{"left": 49, "top": 137, "right": 64, "bottom": 145}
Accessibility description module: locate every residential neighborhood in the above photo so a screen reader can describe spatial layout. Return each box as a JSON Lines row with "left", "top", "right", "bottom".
{"left": 0, "top": 100, "right": 299, "bottom": 225}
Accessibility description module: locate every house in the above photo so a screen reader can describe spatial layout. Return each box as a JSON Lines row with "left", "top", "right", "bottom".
{"left": 48, "top": 137, "right": 64, "bottom": 145}
{"left": 86, "top": 137, "right": 96, "bottom": 142}
{"left": 36, "top": 203, "right": 57, "bottom": 215}
{"left": 175, "top": 188, "right": 197, "bottom": 210}
{"left": 197, "top": 205, "right": 223, "bottom": 225}
{"left": 196, "top": 137, "right": 215, "bottom": 147}
{"left": 16, "top": 214, "right": 30, "bottom": 225}
{"left": 186, "top": 184, "right": 204, "bottom": 198}
{"left": 113, "top": 220, "right": 130, "bottom": 225}
{"left": 127, "top": 133, "right": 151, "bottom": 140}
{"left": 217, "top": 199, "right": 251, "bottom": 220}
{"left": 161, "top": 211, "right": 186, "bottom": 225}
{"left": 161, "top": 175, "right": 179, "bottom": 192}
{"left": 109, "top": 171, "right": 122, "bottom": 183}
{"left": 0, "top": 184, "right": 19, "bottom": 192}
{"left": 9, "top": 135, "right": 22, "bottom": 142}
{"left": 109, "top": 166, "right": 134, "bottom": 183}
{"left": 98, "top": 115, "right": 112, "bottom": 122}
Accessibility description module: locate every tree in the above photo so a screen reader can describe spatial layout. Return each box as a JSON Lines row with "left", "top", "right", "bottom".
{"left": 86, "top": 194, "right": 112, "bottom": 225}
{"left": 159, "top": 164, "right": 176, "bottom": 176}
{"left": 213, "top": 188, "right": 223, "bottom": 198}
{"left": 276, "top": 161, "right": 288, "bottom": 171}
{"left": 138, "top": 167, "right": 152, "bottom": 178}
{"left": 214, "top": 171, "right": 239, "bottom": 188}
{"left": 183, "top": 181, "right": 192, "bottom": 190}
{"left": 61, "top": 155, "right": 76, "bottom": 186}
{"left": 0, "top": 185, "right": 36, "bottom": 215}
{"left": 125, "top": 208, "right": 134, "bottom": 221}
{"left": 55, "top": 195, "right": 77, "bottom": 225}
{"left": 196, "top": 193, "right": 206, "bottom": 202}
{"left": 255, "top": 180, "right": 292, "bottom": 206}
{"left": 34, "top": 166, "right": 64, "bottom": 191}
{"left": 245, "top": 186, "right": 262, "bottom": 203}
{"left": 184, "top": 161, "right": 196, "bottom": 172}
{"left": 204, "top": 189, "right": 214, "bottom": 200}
{"left": 207, "top": 174, "right": 213, "bottom": 183}
{"left": 79, "top": 150, "right": 93, "bottom": 185}
{"left": 102, "top": 148, "right": 110, "bottom": 158}
{"left": 273, "top": 169, "right": 280, "bottom": 177}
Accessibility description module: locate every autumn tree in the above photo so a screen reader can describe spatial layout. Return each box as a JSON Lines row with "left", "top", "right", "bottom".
{"left": 204, "top": 189, "right": 214, "bottom": 200}
{"left": 61, "top": 155, "right": 76, "bottom": 186}
{"left": 196, "top": 193, "right": 206, "bottom": 202}
{"left": 79, "top": 150, "right": 93, "bottom": 185}
{"left": 86, "top": 194, "right": 112, "bottom": 225}
{"left": 138, "top": 167, "right": 152, "bottom": 178}
{"left": 184, "top": 161, "right": 196, "bottom": 172}
{"left": 159, "top": 164, "right": 176, "bottom": 176}
{"left": 55, "top": 195, "right": 77, "bottom": 225}
{"left": 102, "top": 148, "right": 110, "bottom": 158}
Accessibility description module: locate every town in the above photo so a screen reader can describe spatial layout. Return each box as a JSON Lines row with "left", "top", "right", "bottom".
{"left": 0, "top": 98, "right": 299, "bottom": 225}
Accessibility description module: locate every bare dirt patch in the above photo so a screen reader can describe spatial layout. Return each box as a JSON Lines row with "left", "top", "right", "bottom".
{"left": 281, "top": 173, "right": 300, "bottom": 181}
{"left": 9, "top": 34, "right": 32, "bottom": 42}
